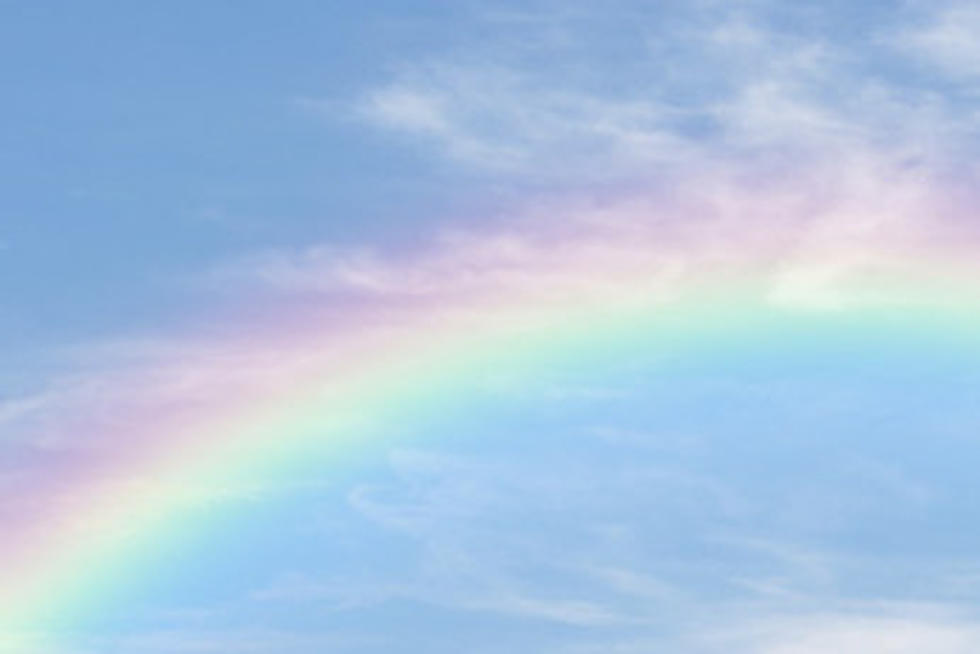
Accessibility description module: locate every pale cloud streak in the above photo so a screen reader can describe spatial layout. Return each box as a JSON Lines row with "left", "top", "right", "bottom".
{"left": 211, "top": 151, "right": 980, "bottom": 316}
{"left": 351, "top": 4, "right": 980, "bottom": 180}
{"left": 356, "top": 64, "right": 695, "bottom": 176}
{"left": 8, "top": 3, "right": 980, "bottom": 652}
{"left": 888, "top": 2, "right": 980, "bottom": 80}
{"left": 710, "top": 610, "right": 980, "bottom": 654}
{"left": 230, "top": 3, "right": 980, "bottom": 314}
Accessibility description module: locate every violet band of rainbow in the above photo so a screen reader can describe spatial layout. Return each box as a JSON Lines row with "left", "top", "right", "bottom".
{"left": 4, "top": 264, "right": 980, "bottom": 642}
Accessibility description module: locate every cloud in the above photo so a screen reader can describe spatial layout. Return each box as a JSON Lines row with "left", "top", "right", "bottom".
{"left": 333, "top": 448, "right": 722, "bottom": 625}
{"left": 347, "top": 3, "right": 980, "bottom": 183}
{"left": 710, "top": 610, "right": 980, "bottom": 654}
{"left": 330, "top": 446, "right": 807, "bottom": 630}
{"left": 546, "top": 609, "right": 980, "bottom": 654}
{"left": 354, "top": 64, "right": 695, "bottom": 176}
{"left": 888, "top": 2, "right": 980, "bottom": 80}
{"left": 208, "top": 149, "right": 980, "bottom": 317}
{"left": 8, "top": 4, "right": 980, "bottom": 651}
{"left": 227, "top": 5, "right": 979, "bottom": 313}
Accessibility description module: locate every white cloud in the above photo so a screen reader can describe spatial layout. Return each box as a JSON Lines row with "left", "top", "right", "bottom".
{"left": 10, "top": 5, "right": 980, "bottom": 651}
{"left": 353, "top": 63, "right": 698, "bottom": 176}
{"left": 343, "top": 2, "right": 980, "bottom": 188}
{"left": 713, "top": 611, "right": 980, "bottom": 654}
{"left": 209, "top": 149, "right": 980, "bottom": 316}
{"left": 889, "top": 2, "right": 980, "bottom": 80}
{"left": 213, "top": 5, "right": 973, "bottom": 314}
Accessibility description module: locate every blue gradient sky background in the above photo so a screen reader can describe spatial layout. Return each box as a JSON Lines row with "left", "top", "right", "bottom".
{"left": 5, "top": 2, "right": 980, "bottom": 652}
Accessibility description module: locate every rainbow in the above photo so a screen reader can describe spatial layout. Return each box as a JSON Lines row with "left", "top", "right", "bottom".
{"left": 3, "top": 165, "right": 980, "bottom": 651}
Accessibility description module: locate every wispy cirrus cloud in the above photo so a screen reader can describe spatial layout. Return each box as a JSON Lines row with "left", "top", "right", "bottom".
{"left": 8, "top": 3, "right": 980, "bottom": 652}
{"left": 210, "top": 152, "right": 980, "bottom": 315}
{"left": 886, "top": 1, "right": 980, "bottom": 81}
{"left": 232, "top": 436, "right": 980, "bottom": 653}
{"left": 235, "top": 2, "right": 980, "bottom": 316}
{"left": 346, "top": 3, "right": 980, "bottom": 181}
{"left": 710, "top": 609, "right": 980, "bottom": 654}
{"left": 355, "top": 65, "right": 696, "bottom": 176}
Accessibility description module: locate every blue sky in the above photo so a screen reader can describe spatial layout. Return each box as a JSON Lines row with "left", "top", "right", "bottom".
{"left": 6, "top": 1, "right": 980, "bottom": 652}
{"left": 2, "top": 2, "right": 438, "bottom": 351}
{"left": 4, "top": 0, "right": 962, "bottom": 361}
{"left": 1, "top": 0, "right": 976, "bottom": 357}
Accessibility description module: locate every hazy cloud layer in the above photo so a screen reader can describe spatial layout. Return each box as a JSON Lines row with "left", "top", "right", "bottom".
{"left": 6, "top": 2, "right": 980, "bottom": 652}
